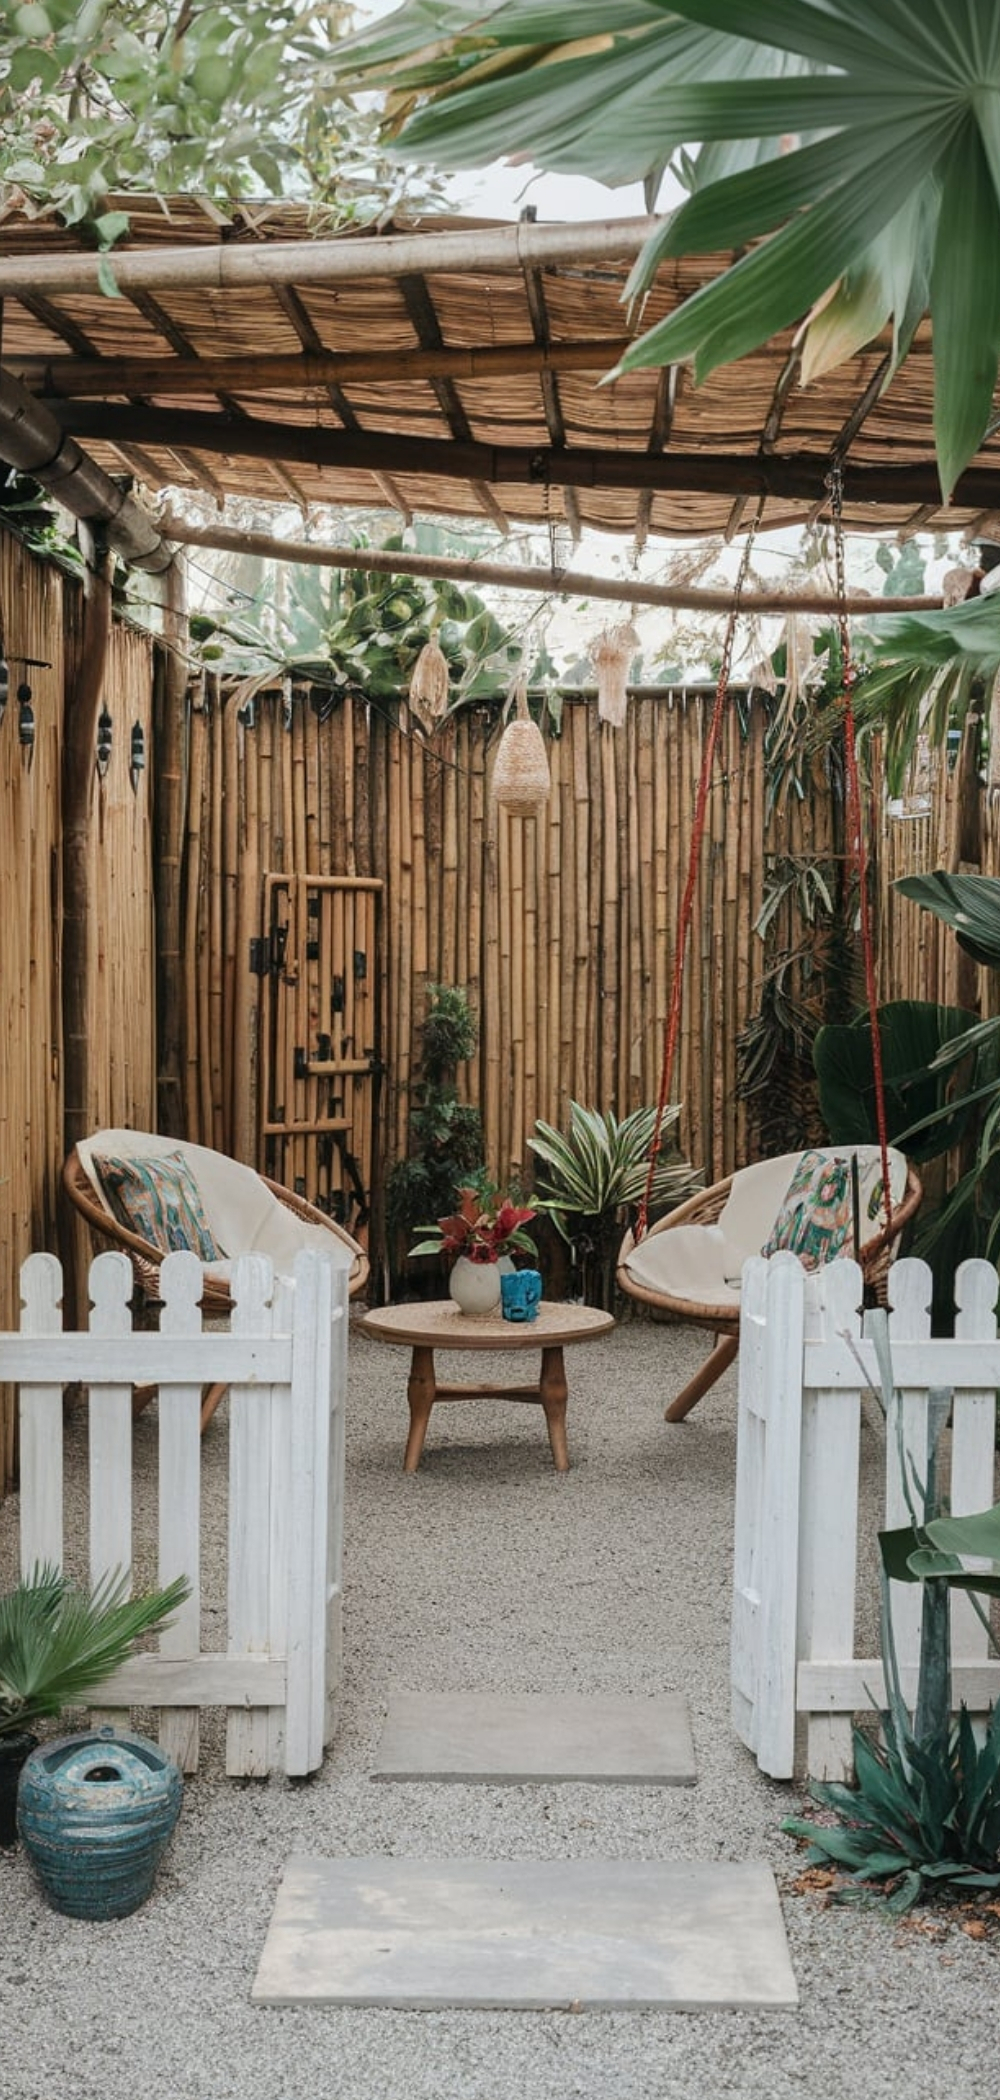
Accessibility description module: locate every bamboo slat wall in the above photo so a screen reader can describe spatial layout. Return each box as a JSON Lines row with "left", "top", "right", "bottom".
{"left": 184, "top": 684, "right": 843, "bottom": 1231}
{"left": 0, "top": 530, "right": 65, "bottom": 1493}
{"left": 0, "top": 530, "right": 158, "bottom": 1490}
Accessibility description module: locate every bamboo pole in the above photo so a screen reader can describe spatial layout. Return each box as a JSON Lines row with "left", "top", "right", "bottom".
{"left": 28, "top": 336, "right": 636, "bottom": 397}
{"left": 4, "top": 212, "right": 660, "bottom": 297}
{"left": 153, "top": 561, "right": 188, "bottom": 1135}
{"left": 600, "top": 724, "right": 619, "bottom": 1102}
{"left": 232, "top": 704, "right": 259, "bottom": 1165}
{"left": 164, "top": 516, "right": 942, "bottom": 618}
{"left": 441, "top": 733, "right": 459, "bottom": 992}
{"left": 509, "top": 811, "right": 526, "bottom": 1176}
{"left": 182, "top": 692, "right": 207, "bottom": 1136}
{"left": 461, "top": 719, "right": 483, "bottom": 1107}
{"left": 62, "top": 527, "right": 113, "bottom": 1160}
{"left": 558, "top": 725, "right": 576, "bottom": 1130}
{"left": 205, "top": 678, "right": 224, "bottom": 1148}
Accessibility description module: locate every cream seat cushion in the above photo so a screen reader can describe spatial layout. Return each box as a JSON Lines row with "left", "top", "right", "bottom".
{"left": 623, "top": 1145, "right": 908, "bottom": 1307}
{"left": 78, "top": 1128, "right": 354, "bottom": 1283}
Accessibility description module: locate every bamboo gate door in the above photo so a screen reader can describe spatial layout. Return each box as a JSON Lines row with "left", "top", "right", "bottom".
{"left": 257, "top": 873, "right": 381, "bottom": 1238}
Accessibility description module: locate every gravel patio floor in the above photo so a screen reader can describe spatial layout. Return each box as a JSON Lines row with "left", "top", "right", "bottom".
{"left": 0, "top": 1307, "right": 996, "bottom": 2100}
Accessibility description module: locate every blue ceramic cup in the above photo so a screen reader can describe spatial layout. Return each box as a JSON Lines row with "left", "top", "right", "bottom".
{"left": 500, "top": 1267, "right": 542, "bottom": 1322}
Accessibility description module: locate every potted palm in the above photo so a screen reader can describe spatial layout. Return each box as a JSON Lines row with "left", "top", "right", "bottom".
{"left": 0, "top": 1562, "right": 188, "bottom": 1845}
{"left": 528, "top": 1102, "right": 700, "bottom": 1309}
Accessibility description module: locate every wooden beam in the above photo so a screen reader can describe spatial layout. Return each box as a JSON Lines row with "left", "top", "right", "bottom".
{"left": 0, "top": 214, "right": 661, "bottom": 298}
{"left": 268, "top": 281, "right": 412, "bottom": 521}
{"left": 49, "top": 400, "right": 996, "bottom": 509}
{"left": 20, "top": 337, "right": 635, "bottom": 399}
{"left": 520, "top": 210, "right": 581, "bottom": 544}
{"left": 126, "top": 285, "right": 309, "bottom": 510}
{"left": 397, "top": 271, "right": 509, "bottom": 533}
{"left": 634, "top": 365, "right": 678, "bottom": 553}
{"left": 162, "top": 513, "right": 944, "bottom": 616}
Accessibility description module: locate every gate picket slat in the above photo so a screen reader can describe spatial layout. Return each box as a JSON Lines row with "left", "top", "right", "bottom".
{"left": 885, "top": 1259, "right": 934, "bottom": 1675}
{"left": 798, "top": 1261, "right": 863, "bottom": 1782}
{"left": 951, "top": 1261, "right": 999, "bottom": 1666}
{"left": 157, "top": 1252, "right": 207, "bottom": 1772}
{"left": 227, "top": 1253, "right": 277, "bottom": 1778}
{"left": 731, "top": 1256, "right": 768, "bottom": 1752}
{"left": 18, "top": 1254, "right": 64, "bottom": 1575}
{"left": 87, "top": 1252, "right": 135, "bottom": 1591}
{"left": 755, "top": 1253, "right": 805, "bottom": 1780}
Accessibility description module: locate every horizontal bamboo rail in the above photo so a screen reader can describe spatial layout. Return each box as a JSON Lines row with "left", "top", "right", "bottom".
{"left": 0, "top": 214, "right": 660, "bottom": 297}
{"left": 24, "top": 338, "right": 635, "bottom": 397}
{"left": 161, "top": 518, "right": 942, "bottom": 617}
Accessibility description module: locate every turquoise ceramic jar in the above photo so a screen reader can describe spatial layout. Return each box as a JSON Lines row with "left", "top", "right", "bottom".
{"left": 18, "top": 1728, "right": 183, "bottom": 1918}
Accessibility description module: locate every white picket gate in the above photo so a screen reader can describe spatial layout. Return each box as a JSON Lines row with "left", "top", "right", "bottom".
{"left": 7, "top": 1243, "right": 349, "bottom": 1778}
{"left": 732, "top": 1252, "right": 1000, "bottom": 1783}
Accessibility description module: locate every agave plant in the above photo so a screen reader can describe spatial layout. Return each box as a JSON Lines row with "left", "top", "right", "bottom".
{"left": 527, "top": 1103, "right": 699, "bottom": 1307}
{"left": 0, "top": 1564, "right": 189, "bottom": 1740}
{"left": 783, "top": 1323, "right": 1000, "bottom": 1913}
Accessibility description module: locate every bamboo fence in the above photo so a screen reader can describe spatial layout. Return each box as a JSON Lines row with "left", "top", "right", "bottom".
{"left": 4, "top": 513, "right": 1000, "bottom": 1490}
{"left": 0, "top": 532, "right": 157, "bottom": 1489}
{"left": 181, "top": 683, "right": 846, "bottom": 1237}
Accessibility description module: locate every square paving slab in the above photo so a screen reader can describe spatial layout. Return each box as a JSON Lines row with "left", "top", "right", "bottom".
{"left": 372, "top": 1690, "right": 697, "bottom": 1784}
{"left": 251, "top": 1856, "right": 798, "bottom": 2011}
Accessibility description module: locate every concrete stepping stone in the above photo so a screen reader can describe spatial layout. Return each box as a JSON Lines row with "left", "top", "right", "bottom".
{"left": 372, "top": 1690, "right": 697, "bottom": 1784}
{"left": 252, "top": 1856, "right": 797, "bottom": 2010}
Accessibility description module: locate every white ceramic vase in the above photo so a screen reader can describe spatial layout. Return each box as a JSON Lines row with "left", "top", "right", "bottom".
{"left": 448, "top": 1255, "right": 502, "bottom": 1316}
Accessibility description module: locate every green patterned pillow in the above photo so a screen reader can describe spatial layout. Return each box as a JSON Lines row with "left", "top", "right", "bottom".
{"left": 93, "top": 1149, "right": 225, "bottom": 1261}
{"left": 760, "top": 1150, "right": 853, "bottom": 1272}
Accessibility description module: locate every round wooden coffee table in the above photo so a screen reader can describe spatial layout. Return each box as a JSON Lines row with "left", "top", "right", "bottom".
{"left": 360, "top": 1300, "right": 615, "bottom": 1472}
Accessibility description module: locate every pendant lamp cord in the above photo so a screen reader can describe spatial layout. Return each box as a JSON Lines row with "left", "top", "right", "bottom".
{"left": 635, "top": 509, "right": 761, "bottom": 1244}
{"left": 828, "top": 461, "right": 894, "bottom": 1242}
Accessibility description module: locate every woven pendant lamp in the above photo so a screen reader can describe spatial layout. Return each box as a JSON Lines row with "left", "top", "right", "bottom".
{"left": 408, "top": 637, "right": 451, "bottom": 732}
{"left": 492, "top": 675, "right": 550, "bottom": 817}
{"left": 590, "top": 620, "right": 639, "bottom": 727}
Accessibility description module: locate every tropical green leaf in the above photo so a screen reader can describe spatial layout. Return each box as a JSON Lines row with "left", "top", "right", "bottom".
{"left": 813, "top": 999, "right": 981, "bottom": 1159}
{"left": 895, "top": 870, "right": 1000, "bottom": 970}
{"left": 333, "top": 0, "right": 1000, "bottom": 491}
{"left": 0, "top": 1563, "right": 189, "bottom": 1738}
{"left": 930, "top": 122, "right": 1000, "bottom": 496}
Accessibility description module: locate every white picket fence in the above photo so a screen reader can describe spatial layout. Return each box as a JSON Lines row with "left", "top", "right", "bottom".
{"left": 732, "top": 1252, "right": 1000, "bottom": 1783}
{"left": 7, "top": 1244, "right": 349, "bottom": 1778}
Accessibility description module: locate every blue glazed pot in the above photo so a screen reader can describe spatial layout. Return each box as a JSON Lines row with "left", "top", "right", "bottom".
{"left": 17, "top": 1728, "right": 183, "bottom": 1919}
{"left": 0, "top": 1731, "right": 38, "bottom": 1847}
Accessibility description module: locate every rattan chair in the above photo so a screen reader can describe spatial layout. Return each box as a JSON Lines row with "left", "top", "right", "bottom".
{"left": 64, "top": 1129, "right": 369, "bottom": 1428}
{"left": 617, "top": 1145, "right": 922, "bottom": 1422}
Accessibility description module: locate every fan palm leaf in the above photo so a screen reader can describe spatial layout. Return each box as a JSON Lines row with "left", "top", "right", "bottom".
{"left": 0, "top": 1565, "right": 189, "bottom": 1738}
{"left": 334, "top": 0, "right": 1000, "bottom": 491}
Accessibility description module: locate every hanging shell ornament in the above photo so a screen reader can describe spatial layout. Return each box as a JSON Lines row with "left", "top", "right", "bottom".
{"left": 589, "top": 621, "right": 639, "bottom": 727}
{"left": 492, "top": 674, "right": 550, "bottom": 817}
{"left": 408, "top": 637, "right": 451, "bottom": 731}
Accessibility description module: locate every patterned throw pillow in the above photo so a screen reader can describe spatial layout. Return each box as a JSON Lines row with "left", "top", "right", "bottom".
{"left": 760, "top": 1149, "right": 853, "bottom": 1272}
{"left": 92, "top": 1150, "right": 224, "bottom": 1261}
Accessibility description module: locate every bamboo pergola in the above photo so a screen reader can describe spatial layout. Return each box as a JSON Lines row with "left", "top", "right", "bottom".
{"left": 2, "top": 197, "right": 999, "bottom": 545}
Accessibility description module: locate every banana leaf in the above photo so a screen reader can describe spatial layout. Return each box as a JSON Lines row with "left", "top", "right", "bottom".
{"left": 895, "top": 871, "right": 1000, "bottom": 971}
{"left": 813, "top": 999, "right": 981, "bottom": 1160}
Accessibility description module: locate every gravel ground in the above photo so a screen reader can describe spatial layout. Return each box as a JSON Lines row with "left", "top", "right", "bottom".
{"left": 0, "top": 1308, "right": 997, "bottom": 2100}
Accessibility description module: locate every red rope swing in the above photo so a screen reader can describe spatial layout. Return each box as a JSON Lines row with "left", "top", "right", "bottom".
{"left": 635, "top": 471, "right": 893, "bottom": 1249}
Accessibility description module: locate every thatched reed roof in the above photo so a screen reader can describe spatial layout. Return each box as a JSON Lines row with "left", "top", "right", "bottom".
{"left": 2, "top": 196, "right": 998, "bottom": 544}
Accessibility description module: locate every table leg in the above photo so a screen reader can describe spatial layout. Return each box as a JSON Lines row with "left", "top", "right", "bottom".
{"left": 404, "top": 1345, "right": 437, "bottom": 1472}
{"left": 539, "top": 1346, "right": 570, "bottom": 1472}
